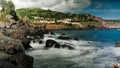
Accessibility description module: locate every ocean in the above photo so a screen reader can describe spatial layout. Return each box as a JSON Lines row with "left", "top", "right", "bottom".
{"left": 27, "top": 29, "right": 120, "bottom": 68}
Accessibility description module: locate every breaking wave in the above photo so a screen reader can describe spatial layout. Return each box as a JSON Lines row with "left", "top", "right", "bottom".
{"left": 27, "top": 39, "right": 120, "bottom": 68}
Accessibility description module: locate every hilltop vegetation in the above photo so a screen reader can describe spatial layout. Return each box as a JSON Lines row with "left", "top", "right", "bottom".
{"left": 16, "top": 8, "right": 102, "bottom": 22}
{"left": 16, "top": 8, "right": 68, "bottom": 20}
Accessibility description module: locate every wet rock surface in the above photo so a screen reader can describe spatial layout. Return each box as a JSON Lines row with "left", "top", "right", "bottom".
{"left": 45, "top": 39, "right": 74, "bottom": 50}
{"left": 115, "top": 42, "right": 120, "bottom": 47}
{"left": 112, "top": 62, "right": 120, "bottom": 68}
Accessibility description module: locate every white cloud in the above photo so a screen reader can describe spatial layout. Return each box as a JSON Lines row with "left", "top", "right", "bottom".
{"left": 12, "top": 0, "right": 91, "bottom": 12}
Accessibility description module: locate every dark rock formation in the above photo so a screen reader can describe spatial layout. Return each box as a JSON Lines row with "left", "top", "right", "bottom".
{"left": 0, "top": 36, "right": 34, "bottom": 68}
{"left": 72, "top": 38, "right": 79, "bottom": 41}
{"left": 0, "top": 53, "right": 33, "bottom": 68}
{"left": 112, "top": 62, "right": 120, "bottom": 68}
{"left": 58, "top": 34, "right": 71, "bottom": 40}
{"left": 21, "top": 38, "right": 32, "bottom": 50}
{"left": 58, "top": 36, "right": 71, "bottom": 40}
{"left": 57, "top": 35, "right": 79, "bottom": 41}
{"left": 45, "top": 39, "right": 74, "bottom": 50}
{"left": 115, "top": 42, "right": 120, "bottom": 47}
{"left": 0, "top": 61, "right": 19, "bottom": 68}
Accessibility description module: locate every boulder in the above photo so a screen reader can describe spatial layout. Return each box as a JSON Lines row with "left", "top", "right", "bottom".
{"left": 72, "top": 38, "right": 79, "bottom": 41}
{"left": 0, "top": 61, "right": 20, "bottom": 68}
{"left": 21, "top": 38, "right": 32, "bottom": 50}
{"left": 0, "top": 53, "right": 33, "bottom": 68}
{"left": 45, "top": 39, "right": 74, "bottom": 50}
{"left": 10, "top": 53, "right": 34, "bottom": 68}
{"left": 58, "top": 35, "right": 71, "bottom": 40}
{"left": 0, "top": 28, "right": 32, "bottom": 50}
{"left": 45, "top": 39, "right": 61, "bottom": 48}
{"left": 112, "top": 62, "right": 120, "bottom": 68}
{"left": 0, "top": 36, "right": 24, "bottom": 54}
{"left": 0, "top": 36, "right": 34, "bottom": 68}
{"left": 115, "top": 42, "right": 120, "bottom": 47}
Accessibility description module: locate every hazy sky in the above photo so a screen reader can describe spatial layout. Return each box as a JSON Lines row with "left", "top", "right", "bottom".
{"left": 12, "top": 0, "right": 120, "bottom": 20}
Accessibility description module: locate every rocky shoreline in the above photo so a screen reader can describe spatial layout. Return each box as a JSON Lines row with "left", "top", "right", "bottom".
{"left": 0, "top": 16, "right": 45, "bottom": 68}
{"left": 0, "top": 17, "right": 120, "bottom": 68}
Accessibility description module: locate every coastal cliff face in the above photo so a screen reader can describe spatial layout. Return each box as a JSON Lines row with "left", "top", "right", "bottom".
{"left": 69, "top": 13, "right": 107, "bottom": 29}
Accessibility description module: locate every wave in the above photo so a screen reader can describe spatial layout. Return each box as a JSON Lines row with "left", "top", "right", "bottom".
{"left": 27, "top": 33, "right": 120, "bottom": 68}
{"left": 27, "top": 43, "right": 120, "bottom": 68}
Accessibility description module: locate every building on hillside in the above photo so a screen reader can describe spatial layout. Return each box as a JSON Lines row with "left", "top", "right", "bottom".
{"left": 48, "top": 21, "right": 55, "bottom": 23}
{"left": 57, "top": 18, "right": 72, "bottom": 24}
{"left": 57, "top": 19, "right": 63, "bottom": 23}
{"left": 71, "top": 22, "right": 80, "bottom": 25}
{"left": 34, "top": 16, "right": 55, "bottom": 23}
{"left": 34, "top": 17, "right": 40, "bottom": 20}
{"left": 63, "top": 19, "right": 72, "bottom": 24}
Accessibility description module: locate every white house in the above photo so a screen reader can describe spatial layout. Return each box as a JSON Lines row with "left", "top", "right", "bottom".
{"left": 0, "top": 6, "right": 2, "bottom": 15}
{"left": 71, "top": 22, "right": 80, "bottom": 25}
{"left": 0, "top": 6, "right": 2, "bottom": 11}
{"left": 57, "top": 19, "right": 72, "bottom": 24}
{"left": 63, "top": 19, "right": 72, "bottom": 23}
{"left": 39, "top": 20, "right": 55, "bottom": 23}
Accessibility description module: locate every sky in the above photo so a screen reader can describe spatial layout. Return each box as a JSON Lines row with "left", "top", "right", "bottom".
{"left": 12, "top": 0, "right": 120, "bottom": 20}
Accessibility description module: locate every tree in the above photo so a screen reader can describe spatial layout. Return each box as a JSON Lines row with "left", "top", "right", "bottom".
{"left": 0, "top": 0, "right": 7, "bottom": 12}
{"left": 6, "top": 1, "right": 15, "bottom": 14}
{"left": 5, "top": 0, "right": 18, "bottom": 20}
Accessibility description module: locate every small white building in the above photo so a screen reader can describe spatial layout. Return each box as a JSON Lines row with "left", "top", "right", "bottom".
{"left": 57, "top": 19, "right": 63, "bottom": 23}
{"left": 63, "top": 19, "right": 72, "bottom": 24}
{"left": 57, "top": 19, "right": 72, "bottom": 24}
{"left": 48, "top": 21, "right": 55, "bottom": 23}
{"left": 0, "top": 6, "right": 2, "bottom": 11}
{"left": 0, "top": 6, "right": 2, "bottom": 15}
{"left": 39, "top": 20, "right": 49, "bottom": 23}
{"left": 40, "top": 20, "right": 55, "bottom": 23}
{"left": 71, "top": 22, "right": 80, "bottom": 25}
{"left": 34, "top": 17, "right": 40, "bottom": 20}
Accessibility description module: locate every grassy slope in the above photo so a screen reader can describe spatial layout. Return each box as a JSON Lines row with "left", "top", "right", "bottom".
{"left": 16, "top": 8, "right": 101, "bottom": 29}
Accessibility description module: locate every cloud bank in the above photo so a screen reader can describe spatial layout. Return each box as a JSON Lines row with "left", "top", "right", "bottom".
{"left": 12, "top": 0, "right": 91, "bottom": 12}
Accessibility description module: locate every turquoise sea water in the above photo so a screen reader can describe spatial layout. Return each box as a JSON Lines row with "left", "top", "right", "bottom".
{"left": 27, "top": 30, "right": 120, "bottom": 68}
{"left": 54, "top": 29, "right": 120, "bottom": 43}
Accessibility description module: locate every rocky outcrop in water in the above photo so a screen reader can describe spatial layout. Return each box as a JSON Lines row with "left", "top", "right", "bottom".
{"left": 115, "top": 42, "right": 120, "bottom": 47}
{"left": 45, "top": 39, "right": 74, "bottom": 50}
{"left": 112, "top": 62, "right": 120, "bottom": 68}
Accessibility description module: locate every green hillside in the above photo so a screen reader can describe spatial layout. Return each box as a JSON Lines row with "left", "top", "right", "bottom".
{"left": 16, "top": 8, "right": 101, "bottom": 22}
{"left": 16, "top": 8, "right": 69, "bottom": 20}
